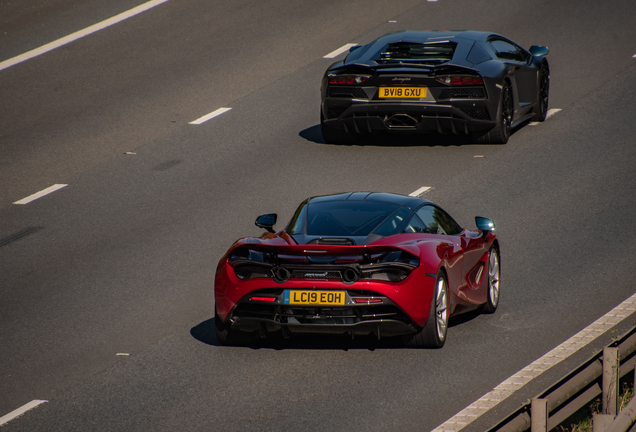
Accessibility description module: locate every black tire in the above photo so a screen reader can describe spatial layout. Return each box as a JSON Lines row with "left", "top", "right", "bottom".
{"left": 215, "top": 308, "right": 256, "bottom": 346}
{"left": 481, "top": 247, "right": 501, "bottom": 314}
{"left": 320, "top": 109, "right": 355, "bottom": 144}
{"left": 403, "top": 272, "right": 449, "bottom": 348}
{"left": 532, "top": 63, "right": 550, "bottom": 122}
{"left": 472, "top": 82, "right": 512, "bottom": 144}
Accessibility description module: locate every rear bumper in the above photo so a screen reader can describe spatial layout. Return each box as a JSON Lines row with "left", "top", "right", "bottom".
{"left": 322, "top": 101, "right": 497, "bottom": 134}
{"left": 231, "top": 316, "right": 417, "bottom": 338}
{"left": 221, "top": 289, "right": 423, "bottom": 339}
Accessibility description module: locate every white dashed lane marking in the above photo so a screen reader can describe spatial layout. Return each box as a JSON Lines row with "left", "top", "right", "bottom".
{"left": 529, "top": 108, "right": 562, "bottom": 126}
{"left": 13, "top": 184, "right": 68, "bottom": 205}
{"left": 0, "top": 400, "right": 48, "bottom": 426}
{"left": 323, "top": 43, "right": 358, "bottom": 59}
{"left": 0, "top": 0, "right": 171, "bottom": 72}
{"left": 432, "top": 292, "right": 636, "bottom": 432}
{"left": 409, "top": 186, "right": 432, "bottom": 197}
{"left": 189, "top": 107, "right": 232, "bottom": 125}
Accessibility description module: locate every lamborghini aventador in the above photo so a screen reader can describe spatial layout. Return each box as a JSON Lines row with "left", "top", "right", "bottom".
{"left": 320, "top": 31, "right": 549, "bottom": 144}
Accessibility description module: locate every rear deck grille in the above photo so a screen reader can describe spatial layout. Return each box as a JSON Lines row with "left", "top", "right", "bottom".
{"left": 234, "top": 264, "right": 412, "bottom": 282}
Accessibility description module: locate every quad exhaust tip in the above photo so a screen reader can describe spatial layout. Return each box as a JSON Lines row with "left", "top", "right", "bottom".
{"left": 342, "top": 268, "right": 359, "bottom": 284}
{"left": 274, "top": 267, "right": 291, "bottom": 283}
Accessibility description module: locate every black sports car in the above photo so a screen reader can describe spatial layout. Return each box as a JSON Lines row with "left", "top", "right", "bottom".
{"left": 320, "top": 31, "right": 550, "bottom": 144}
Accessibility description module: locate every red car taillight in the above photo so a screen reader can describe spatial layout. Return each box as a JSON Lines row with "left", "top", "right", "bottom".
{"left": 328, "top": 75, "right": 370, "bottom": 85}
{"left": 250, "top": 296, "right": 276, "bottom": 302}
{"left": 353, "top": 298, "right": 383, "bottom": 304}
{"left": 436, "top": 76, "right": 484, "bottom": 85}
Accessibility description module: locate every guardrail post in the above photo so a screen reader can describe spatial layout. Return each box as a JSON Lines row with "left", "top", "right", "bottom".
{"left": 602, "top": 347, "right": 619, "bottom": 416}
{"left": 592, "top": 413, "right": 615, "bottom": 432}
{"left": 531, "top": 398, "right": 547, "bottom": 432}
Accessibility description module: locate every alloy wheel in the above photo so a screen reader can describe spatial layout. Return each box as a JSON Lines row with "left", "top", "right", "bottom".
{"left": 435, "top": 277, "right": 449, "bottom": 341}
{"left": 488, "top": 250, "right": 500, "bottom": 307}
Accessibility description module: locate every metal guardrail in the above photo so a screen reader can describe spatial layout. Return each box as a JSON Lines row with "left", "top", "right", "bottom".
{"left": 487, "top": 326, "right": 636, "bottom": 432}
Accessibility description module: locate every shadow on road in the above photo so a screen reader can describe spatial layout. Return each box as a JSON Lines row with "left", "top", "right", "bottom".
{"left": 299, "top": 122, "right": 527, "bottom": 147}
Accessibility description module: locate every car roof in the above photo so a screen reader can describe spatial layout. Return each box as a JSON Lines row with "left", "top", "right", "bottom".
{"left": 307, "top": 192, "right": 430, "bottom": 209}
{"left": 344, "top": 30, "right": 499, "bottom": 66}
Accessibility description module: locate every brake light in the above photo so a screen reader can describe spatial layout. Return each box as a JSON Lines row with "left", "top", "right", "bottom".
{"left": 436, "top": 76, "right": 484, "bottom": 86}
{"left": 328, "top": 75, "right": 370, "bottom": 85}
{"left": 250, "top": 296, "right": 276, "bottom": 302}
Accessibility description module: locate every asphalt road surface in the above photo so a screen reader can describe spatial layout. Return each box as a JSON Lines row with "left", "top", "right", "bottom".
{"left": 2, "top": 0, "right": 636, "bottom": 430}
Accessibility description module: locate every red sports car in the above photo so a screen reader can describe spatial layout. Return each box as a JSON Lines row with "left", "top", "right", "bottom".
{"left": 214, "top": 192, "right": 500, "bottom": 348}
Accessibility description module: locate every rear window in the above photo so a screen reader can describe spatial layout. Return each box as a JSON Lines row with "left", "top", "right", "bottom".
{"left": 375, "top": 41, "right": 457, "bottom": 65}
{"left": 288, "top": 201, "right": 400, "bottom": 237}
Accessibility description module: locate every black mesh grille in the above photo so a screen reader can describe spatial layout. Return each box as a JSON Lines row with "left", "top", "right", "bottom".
{"left": 290, "top": 270, "right": 342, "bottom": 280}
{"left": 327, "top": 87, "right": 368, "bottom": 99}
{"left": 438, "top": 87, "right": 486, "bottom": 99}
{"left": 327, "top": 107, "right": 347, "bottom": 119}
{"left": 459, "top": 107, "right": 490, "bottom": 120}
{"left": 233, "top": 265, "right": 272, "bottom": 280}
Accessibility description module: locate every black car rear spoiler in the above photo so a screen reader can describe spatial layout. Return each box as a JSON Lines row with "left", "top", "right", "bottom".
{"left": 341, "top": 62, "right": 481, "bottom": 75}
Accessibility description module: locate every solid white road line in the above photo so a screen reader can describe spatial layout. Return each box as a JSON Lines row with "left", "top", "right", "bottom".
{"left": 13, "top": 184, "right": 68, "bottom": 205}
{"left": 0, "top": 400, "right": 48, "bottom": 426}
{"left": 432, "top": 291, "right": 636, "bottom": 432}
{"left": 409, "top": 186, "right": 432, "bottom": 197}
{"left": 323, "top": 43, "right": 358, "bottom": 59}
{"left": 189, "top": 107, "right": 232, "bottom": 125}
{"left": 528, "top": 108, "right": 562, "bottom": 126}
{"left": 0, "top": 0, "right": 171, "bottom": 72}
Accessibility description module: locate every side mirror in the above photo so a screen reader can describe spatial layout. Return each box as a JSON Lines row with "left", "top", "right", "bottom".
{"left": 349, "top": 45, "right": 361, "bottom": 53}
{"left": 529, "top": 45, "right": 549, "bottom": 57}
{"left": 255, "top": 213, "right": 277, "bottom": 233}
{"left": 475, "top": 216, "right": 495, "bottom": 232}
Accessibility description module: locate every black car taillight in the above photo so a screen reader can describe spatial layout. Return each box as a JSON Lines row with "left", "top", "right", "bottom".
{"left": 328, "top": 75, "right": 370, "bottom": 85}
{"left": 436, "top": 76, "right": 484, "bottom": 86}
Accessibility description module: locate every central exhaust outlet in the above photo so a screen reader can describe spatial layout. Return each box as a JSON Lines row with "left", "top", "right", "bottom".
{"left": 385, "top": 114, "right": 418, "bottom": 128}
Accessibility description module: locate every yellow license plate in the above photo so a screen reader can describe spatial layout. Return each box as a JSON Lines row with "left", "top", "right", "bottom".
{"left": 284, "top": 290, "right": 346, "bottom": 306}
{"left": 379, "top": 86, "right": 427, "bottom": 98}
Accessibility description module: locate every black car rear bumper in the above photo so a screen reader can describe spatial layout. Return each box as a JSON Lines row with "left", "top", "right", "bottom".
{"left": 322, "top": 101, "right": 497, "bottom": 135}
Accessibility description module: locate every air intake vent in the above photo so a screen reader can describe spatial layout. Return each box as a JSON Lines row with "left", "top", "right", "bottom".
{"left": 459, "top": 107, "right": 490, "bottom": 120}
{"left": 439, "top": 88, "right": 485, "bottom": 99}
{"left": 327, "top": 87, "right": 368, "bottom": 99}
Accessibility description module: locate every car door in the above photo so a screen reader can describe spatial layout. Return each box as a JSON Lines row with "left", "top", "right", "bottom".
{"left": 415, "top": 205, "right": 486, "bottom": 304}
{"left": 411, "top": 206, "right": 464, "bottom": 301}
